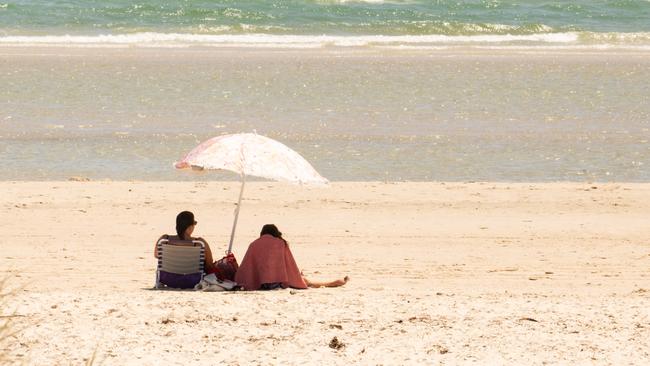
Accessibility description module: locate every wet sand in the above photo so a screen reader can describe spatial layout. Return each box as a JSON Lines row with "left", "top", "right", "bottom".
{"left": 2, "top": 46, "right": 650, "bottom": 182}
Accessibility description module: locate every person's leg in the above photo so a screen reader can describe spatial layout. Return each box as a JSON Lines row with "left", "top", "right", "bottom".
{"left": 302, "top": 276, "right": 349, "bottom": 288}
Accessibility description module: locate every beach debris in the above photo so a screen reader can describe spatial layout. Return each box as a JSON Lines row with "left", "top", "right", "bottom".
{"left": 160, "top": 318, "right": 174, "bottom": 324}
{"left": 428, "top": 345, "right": 449, "bottom": 355}
{"left": 329, "top": 336, "right": 345, "bottom": 350}
{"left": 487, "top": 267, "right": 518, "bottom": 273}
{"left": 289, "top": 290, "right": 297, "bottom": 295}
{"left": 84, "top": 347, "right": 98, "bottom": 366}
{"left": 519, "top": 317, "right": 539, "bottom": 323}
{"left": 68, "top": 176, "right": 90, "bottom": 182}
{"left": 329, "top": 324, "right": 343, "bottom": 330}
{"left": 408, "top": 315, "right": 432, "bottom": 323}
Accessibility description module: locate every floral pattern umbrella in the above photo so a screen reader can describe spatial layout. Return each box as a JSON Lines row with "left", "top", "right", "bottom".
{"left": 175, "top": 133, "right": 328, "bottom": 252}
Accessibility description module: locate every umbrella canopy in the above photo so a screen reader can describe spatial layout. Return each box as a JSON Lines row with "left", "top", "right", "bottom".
{"left": 175, "top": 133, "right": 328, "bottom": 185}
{"left": 175, "top": 133, "right": 328, "bottom": 253}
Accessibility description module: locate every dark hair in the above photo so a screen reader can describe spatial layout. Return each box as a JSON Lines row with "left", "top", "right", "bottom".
{"left": 260, "top": 224, "right": 282, "bottom": 238}
{"left": 176, "top": 211, "right": 195, "bottom": 240}
{"left": 260, "top": 224, "right": 287, "bottom": 245}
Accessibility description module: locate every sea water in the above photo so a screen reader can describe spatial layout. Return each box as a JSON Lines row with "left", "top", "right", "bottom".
{"left": 0, "top": 1, "right": 649, "bottom": 181}
{"left": 2, "top": 0, "right": 650, "bottom": 44}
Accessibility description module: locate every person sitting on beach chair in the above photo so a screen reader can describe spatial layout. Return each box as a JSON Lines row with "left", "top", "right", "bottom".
{"left": 234, "top": 224, "right": 348, "bottom": 290}
{"left": 154, "top": 211, "right": 218, "bottom": 275}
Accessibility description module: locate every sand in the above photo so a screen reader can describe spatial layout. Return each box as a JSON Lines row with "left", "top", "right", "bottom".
{"left": 1, "top": 181, "right": 649, "bottom": 364}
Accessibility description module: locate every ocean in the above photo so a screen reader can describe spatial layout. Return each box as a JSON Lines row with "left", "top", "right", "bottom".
{"left": 2, "top": 0, "right": 650, "bottom": 48}
{"left": 1, "top": 0, "right": 649, "bottom": 181}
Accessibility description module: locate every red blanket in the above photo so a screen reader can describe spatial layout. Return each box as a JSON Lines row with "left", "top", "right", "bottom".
{"left": 235, "top": 234, "right": 308, "bottom": 291}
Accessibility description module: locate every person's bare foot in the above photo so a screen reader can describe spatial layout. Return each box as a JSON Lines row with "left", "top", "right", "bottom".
{"left": 303, "top": 274, "right": 349, "bottom": 288}
{"left": 330, "top": 276, "right": 350, "bottom": 287}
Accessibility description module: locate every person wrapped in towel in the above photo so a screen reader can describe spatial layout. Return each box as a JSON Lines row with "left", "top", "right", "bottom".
{"left": 235, "top": 224, "right": 349, "bottom": 291}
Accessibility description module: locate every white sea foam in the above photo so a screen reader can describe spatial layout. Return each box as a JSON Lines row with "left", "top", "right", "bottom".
{"left": 324, "top": 0, "right": 423, "bottom": 4}
{"left": 0, "top": 32, "right": 579, "bottom": 46}
{"left": 334, "top": 0, "right": 387, "bottom": 3}
{"left": 1, "top": 32, "right": 649, "bottom": 49}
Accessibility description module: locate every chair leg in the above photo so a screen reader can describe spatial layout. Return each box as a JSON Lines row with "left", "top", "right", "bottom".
{"left": 155, "top": 271, "right": 161, "bottom": 289}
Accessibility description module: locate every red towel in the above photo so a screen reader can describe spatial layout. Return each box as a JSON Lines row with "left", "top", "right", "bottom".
{"left": 235, "top": 234, "right": 308, "bottom": 291}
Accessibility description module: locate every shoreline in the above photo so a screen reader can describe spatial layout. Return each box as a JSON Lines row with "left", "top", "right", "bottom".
{"left": 3, "top": 44, "right": 650, "bottom": 56}
{"left": 4, "top": 179, "right": 650, "bottom": 182}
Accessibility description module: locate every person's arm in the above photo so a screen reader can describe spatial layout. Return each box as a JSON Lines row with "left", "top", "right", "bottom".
{"left": 154, "top": 234, "right": 169, "bottom": 258}
{"left": 196, "top": 237, "right": 216, "bottom": 272}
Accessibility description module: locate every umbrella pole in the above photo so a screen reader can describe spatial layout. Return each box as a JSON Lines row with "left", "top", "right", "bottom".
{"left": 227, "top": 174, "right": 245, "bottom": 254}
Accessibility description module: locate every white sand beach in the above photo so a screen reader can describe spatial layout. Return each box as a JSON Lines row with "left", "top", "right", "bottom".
{"left": 1, "top": 181, "right": 649, "bottom": 364}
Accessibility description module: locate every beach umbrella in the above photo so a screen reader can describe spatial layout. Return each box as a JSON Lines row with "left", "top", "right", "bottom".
{"left": 175, "top": 132, "right": 328, "bottom": 253}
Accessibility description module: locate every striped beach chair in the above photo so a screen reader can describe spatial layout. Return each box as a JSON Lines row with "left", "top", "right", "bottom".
{"left": 155, "top": 238, "right": 205, "bottom": 289}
